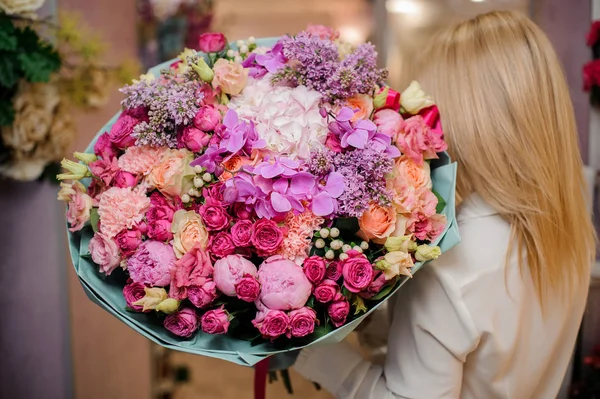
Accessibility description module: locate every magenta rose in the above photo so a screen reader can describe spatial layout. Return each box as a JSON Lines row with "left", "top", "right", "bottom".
{"left": 314, "top": 279, "right": 339, "bottom": 304}
{"left": 89, "top": 232, "right": 121, "bottom": 275}
{"left": 127, "top": 240, "right": 176, "bottom": 287}
{"left": 341, "top": 250, "right": 374, "bottom": 293}
{"left": 198, "top": 32, "right": 226, "bottom": 53}
{"left": 123, "top": 282, "right": 146, "bottom": 312}
{"left": 146, "top": 196, "right": 176, "bottom": 223}
{"left": 235, "top": 274, "right": 260, "bottom": 302}
{"left": 94, "top": 132, "right": 119, "bottom": 160}
{"left": 360, "top": 271, "right": 388, "bottom": 299}
{"left": 147, "top": 219, "right": 173, "bottom": 242}
{"left": 109, "top": 114, "right": 138, "bottom": 149}
{"left": 303, "top": 256, "right": 326, "bottom": 285}
{"left": 123, "top": 106, "right": 149, "bottom": 121}
{"left": 251, "top": 219, "right": 283, "bottom": 256}
{"left": 200, "top": 307, "right": 230, "bottom": 334}
{"left": 180, "top": 126, "right": 211, "bottom": 152}
{"left": 209, "top": 232, "right": 236, "bottom": 259}
{"left": 289, "top": 307, "right": 317, "bottom": 338}
{"left": 257, "top": 256, "right": 311, "bottom": 311}
{"left": 202, "top": 182, "right": 225, "bottom": 205}
{"left": 230, "top": 219, "right": 253, "bottom": 247}
{"left": 188, "top": 281, "right": 218, "bottom": 308}
{"left": 328, "top": 299, "right": 350, "bottom": 328}
{"left": 170, "top": 243, "right": 213, "bottom": 299}
{"left": 89, "top": 157, "right": 119, "bottom": 186}
{"left": 136, "top": 220, "right": 148, "bottom": 236}
{"left": 194, "top": 105, "right": 221, "bottom": 132}
{"left": 115, "top": 228, "right": 142, "bottom": 257}
{"left": 325, "top": 261, "right": 342, "bottom": 281}
{"left": 325, "top": 133, "right": 343, "bottom": 153}
{"left": 231, "top": 202, "right": 253, "bottom": 219}
{"left": 199, "top": 204, "right": 230, "bottom": 231}
{"left": 164, "top": 307, "right": 199, "bottom": 338}
{"left": 252, "top": 309, "right": 290, "bottom": 341}
{"left": 213, "top": 254, "right": 258, "bottom": 296}
{"left": 114, "top": 170, "right": 139, "bottom": 188}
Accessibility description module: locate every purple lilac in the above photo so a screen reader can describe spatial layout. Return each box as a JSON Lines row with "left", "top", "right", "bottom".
{"left": 340, "top": 43, "right": 388, "bottom": 95}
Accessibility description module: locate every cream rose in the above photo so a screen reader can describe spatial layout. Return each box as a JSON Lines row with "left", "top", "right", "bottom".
{"left": 149, "top": 149, "right": 194, "bottom": 198}
{"left": 171, "top": 210, "right": 210, "bottom": 258}
{"left": 212, "top": 58, "right": 248, "bottom": 95}
{"left": 401, "top": 81, "right": 435, "bottom": 114}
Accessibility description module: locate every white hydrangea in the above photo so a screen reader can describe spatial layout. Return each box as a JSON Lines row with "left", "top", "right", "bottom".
{"left": 229, "top": 75, "right": 328, "bottom": 159}
{"left": 0, "top": 0, "right": 45, "bottom": 15}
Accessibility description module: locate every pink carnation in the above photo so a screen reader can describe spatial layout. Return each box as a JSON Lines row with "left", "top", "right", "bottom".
{"left": 89, "top": 157, "right": 119, "bottom": 186}
{"left": 97, "top": 186, "right": 151, "bottom": 238}
{"left": 397, "top": 116, "right": 447, "bottom": 165}
{"left": 117, "top": 145, "right": 166, "bottom": 176}
{"left": 127, "top": 240, "right": 177, "bottom": 287}
{"left": 410, "top": 213, "right": 446, "bottom": 242}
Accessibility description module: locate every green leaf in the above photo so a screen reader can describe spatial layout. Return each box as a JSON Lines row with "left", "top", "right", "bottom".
{"left": 306, "top": 296, "right": 315, "bottom": 309}
{"left": 15, "top": 27, "right": 39, "bottom": 50}
{"left": 341, "top": 286, "right": 352, "bottom": 300}
{"left": 0, "top": 97, "right": 15, "bottom": 126}
{"left": 433, "top": 189, "right": 446, "bottom": 214}
{"left": 90, "top": 208, "right": 100, "bottom": 233}
{"left": 332, "top": 217, "right": 360, "bottom": 239}
{"left": 0, "top": 53, "right": 18, "bottom": 88}
{"left": 18, "top": 45, "right": 61, "bottom": 83}
{"left": 0, "top": 16, "right": 17, "bottom": 51}
{"left": 309, "top": 324, "right": 334, "bottom": 339}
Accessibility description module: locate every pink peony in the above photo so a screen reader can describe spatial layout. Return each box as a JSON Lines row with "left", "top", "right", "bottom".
{"left": 328, "top": 299, "right": 350, "bottom": 328}
{"left": 89, "top": 157, "right": 119, "bottom": 186}
{"left": 252, "top": 308, "right": 290, "bottom": 341}
{"left": 147, "top": 219, "right": 173, "bottom": 242}
{"left": 127, "top": 240, "right": 176, "bottom": 287}
{"left": 289, "top": 307, "right": 317, "bottom": 338}
{"left": 97, "top": 186, "right": 151, "bottom": 238}
{"left": 314, "top": 279, "right": 339, "bottom": 303}
{"left": 188, "top": 281, "right": 218, "bottom": 308}
{"left": 325, "top": 261, "right": 342, "bottom": 281}
{"left": 89, "top": 232, "right": 121, "bottom": 275}
{"left": 257, "top": 255, "right": 312, "bottom": 311}
{"left": 123, "top": 282, "right": 146, "bottom": 312}
{"left": 200, "top": 307, "right": 230, "bottom": 335}
{"left": 374, "top": 109, "right": 405, "bottom": 142}
{"left": 117, "top": 145, "right": 166, "bottom": 176}
{"left": 302, "top": 256, "right": 326, "bottom": 285}
{"left": 115, "top": 228, "right": 142, "bottom": 257}
{"left": 164, "top": 307, "right": 199, "bottom": 338}
{"left": 94, "top": 132, "right": 119, "bottom": 160}
{"left": 213, "top": 254, "right": 258, "bottom": 296}
{"left": 198, "top": 32, "right": 226, "bottom": 53}
{"left": 251, "top": 219, "right": 284, "bottom": 257}
{"left": 341, "top": 250, "right": 374, "bottom": 293}
{"left": 235, "top": 274, "right": 260, "bottom": 302}
{"left": 194, "top": 105, "right": 221, "bottom": 132}
{"left": 170, "top": 243, "right": 214, "bottom": 300}
{"left": 199, "top": 204, "right": 230, "bottom": 231}
{"left": 109, "top": 114, "right": 138, "bottom": 149}
{"left": 113, "top": 170, "right": 139, "bottom": 188}
{"left": 180, "top": 126, "right": 211, "bottom": 152}
{"left": 230, "top": 219, "right": 253, "bottom": 247}
{"left": 209, "top": 232, "right": 236, "bottom": 259}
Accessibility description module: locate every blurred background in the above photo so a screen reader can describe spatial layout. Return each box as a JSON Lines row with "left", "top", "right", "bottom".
{"left": 0, "top": 0, "right": 598, "bottom": 398}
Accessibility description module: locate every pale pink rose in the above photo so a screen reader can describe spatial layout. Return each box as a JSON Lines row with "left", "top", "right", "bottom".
{"left": 212, "top": 58, "right": 248, "bottom": 95}
{"left": 97, "top": 187, "right": 151, "bottom": 238}
{"left": 179, "top": 126, "right": 211, "bottom": 152}
{"left": 257, "top": 255, "right": 311, "bottom": 311}
{"left": 213, "top": 254, "right": 257, "bottom": 296}
{"left": 89, "top": 232, "right": 121, "bottom": 275}
{"left": 118, "top": 146, "right": 167, "bottom": 176}
{"left": 149, "top": 149, "right": 195, "bottom": 198}
{"left": 374, "top": 109, "right": 405, "bottom": 142}
{"left": 170, "top": 243, "right": 214, "bottom": 300}
{"left": 194, "top": 105, "right": 221, "bottom": 132}
{"left": 65, "top": 183, "right": 93, "bottom": 232}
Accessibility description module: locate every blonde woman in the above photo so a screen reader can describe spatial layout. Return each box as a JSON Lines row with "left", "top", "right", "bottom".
{"left": 293, "top": 10, "right": 596, "bottom": 399}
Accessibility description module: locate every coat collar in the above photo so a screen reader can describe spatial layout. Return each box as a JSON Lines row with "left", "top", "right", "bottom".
{"left": 456, "top": 193, "right": 499, "bottom": 222}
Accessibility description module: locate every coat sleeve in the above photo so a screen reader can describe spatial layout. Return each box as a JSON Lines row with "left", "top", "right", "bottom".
{"left": 293, "top": 265, "right": 480, "bottom": 399}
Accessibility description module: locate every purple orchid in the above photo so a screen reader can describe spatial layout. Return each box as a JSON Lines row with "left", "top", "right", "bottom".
{"left": 309, "top": 171, "right": 345, "bottom": 216}
{"left": 242, "top": 41, "right": 287, "bottom": 78}
{"left": 191, "top": 145, "right": 227, "bottom": 174}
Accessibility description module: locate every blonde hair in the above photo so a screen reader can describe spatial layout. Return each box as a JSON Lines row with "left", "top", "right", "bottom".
{"left": 418, "top": 11, "right": 596, "bottom": 304}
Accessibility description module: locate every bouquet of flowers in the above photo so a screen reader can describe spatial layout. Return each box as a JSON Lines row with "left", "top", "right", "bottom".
{"left": 59, "top": 26, "right": 459, "bottom": 367}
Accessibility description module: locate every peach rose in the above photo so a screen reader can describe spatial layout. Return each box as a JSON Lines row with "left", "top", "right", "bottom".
{"left": 212, "top": 59, "right": 248, "bottom": 95}
{"left": 345, "top": 94, "right": 374, "bottom": 122}
{"left": 149, "top": 149, "right": 194, "bottom": 198}
{"left": 171, "top": 210, "right": 210, "bottom": 258}
{"left": 357, "top": 203, "right": 397, "bottom": 244}
{"left": 219, "top": 155, "right": 251, "bottom": 181}
{"left": 394, "top": 156, "right": 432, "bottom": 192}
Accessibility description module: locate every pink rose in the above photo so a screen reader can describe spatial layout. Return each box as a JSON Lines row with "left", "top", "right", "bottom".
{"left": 180, "top": 126, "right": 211, "bottom": 152}
{"left": 325, "top": 261, "right": 342, "bottom": 281}
{"left": 94, "top": 132, "right": 119, "bottom": 160}
{"left": 114, "top": 170, "right": 139, "bottom": 188}
{"left": 109, "top": 114, "right": 138, "bottom": 149}
{"left": 314, "top": 279, "right": 339, "bottom": 303}
{"left": 123, "top": 282, "right": 146, "bottom": 312}
{"left": 213, "top": 254, "right": 258, "bottom": 296}
{"left": 289, "top": 307, "right": 317, "bottom": 338}
{"left": 89, "top": 157, "right": 119, "bottom": 186}
{"left": 147, "top": 219, "right": 173, "bottom": 242}
{"left": 199, "top": 83, "right": 219, "bottom": 106}
{"left": 188, "top": 281, "right": 218, "bottom": 308}
{"left": 303, "top": 256, "right": 326, "bottom": 285}
{"left": 328, "top": 299, "right": 350, "bottom": 328}
{"left": 164, "top": 307, "right": 199, "bottom": 338}
{"left": 209, "top": 232, "right": 236, "bottom": 259}
{"left": 202, "top": 182, "right": 225, "bottom": 205}
{"left": 199, "top": 204, "right": 230, "bottom": 231}
{"left": 87, "top": 179, "right": 105, "bottom": 204}
{"left": 257, "top": 256, "right": 311, "bottom": 310}
{"left": 251, "top": 219, "right": 284, "bottom": 257}
{"left": 325, "top": 133, "right": 343, "bottom": 153}
{"left": 231, "top": 203, "right": 253, "bottom": 219}
{"left": 212, "top": 58, "right": 248, "bottom": 95}
{"left": 198, "top": 32, "right": 226, "bottom": 53}
{"left": 115, "top": 228, "right": 142, "bottom": 257}
{"left": 127, "top": 240, "right": 176, "bottom": 287}
{"left": 66, "top": 186, "right": 93, "bottom": 232}
{"left": 374, "top": 109, "right": 405, "bottom": 142}
{"left": 170, "top": 243, "right": 214, "bottom": 300}
{"left": 201, "top": 307, "right": 230, "bottom": 335}
{"left": 360, "top": 271, "right": 389, "bottom": 299}
{"left": 136, "top": 220, "right": 148, "bottom": 236}
{"left": 306, "top": 25, "right": 340, "bottom": 40}
{"left": 341, "top": 250, "right": 374, "bottom": 293}
{"left": 235, "top": 274, "right": 260, "bottom": 302}
{"left": 252, "top": 308, "right": 290, "bottom": 341}
{"left": 147, "top": 192, "right": 176, "bottom": 223}
{"left": 230, "top": 219, "right": 253, "bottom": 247}
{"left": 89, "top": 233, "right": 121, "bottom": 275}
{"left": 194, "top": 105, "right": 221, "bottom": 132}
